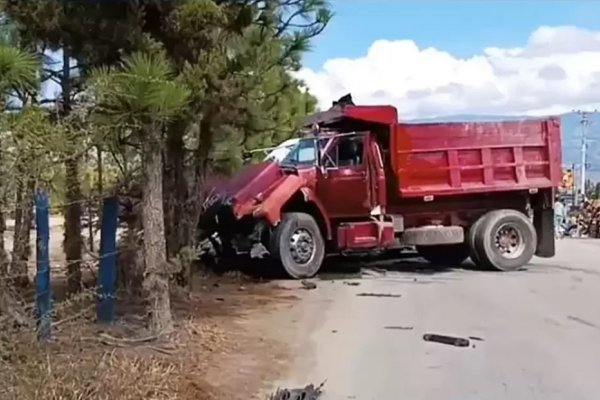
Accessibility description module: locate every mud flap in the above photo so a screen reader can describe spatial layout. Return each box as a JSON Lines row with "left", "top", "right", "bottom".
{"left": 534, "top": 207, "right": 555, "bottom": 258}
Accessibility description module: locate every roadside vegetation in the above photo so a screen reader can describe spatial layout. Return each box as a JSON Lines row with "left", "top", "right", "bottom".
{"left": 0, "top": 1, "right": 330, "bottom": 398}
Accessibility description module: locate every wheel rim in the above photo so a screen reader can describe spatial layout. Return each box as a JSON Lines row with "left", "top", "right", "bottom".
{"left": 289, "top": 228, "right": 315, "bottom": 265}
{"left": 493, "top": 223, "right": 525, "bottom": 259}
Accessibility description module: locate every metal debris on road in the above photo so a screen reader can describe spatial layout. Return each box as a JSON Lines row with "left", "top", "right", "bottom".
{"left": 300, "top": 280, "right": 317, "bottom": 290}
{"left": 423, "top": 333, "right": 470, "bottom": 347}
{"left": 384, "top": 326, "right": 414, "bottom": 330}
{"left": 567, "top": 315, "right": 600, "bottom": 330}
{"left": 343, "top": 281, "right": 361, "bottom": 286}
{"left": 267, "top": 382, "right": 325, "bottom": 400}
{"left": 356, "top": 292, "right": 401, "bottom": 298}
{"left": 469, "top": 336, "right": 485, "bottom": 341}
{"left": 361, "top": 268, "right": 387, "bottom": 278}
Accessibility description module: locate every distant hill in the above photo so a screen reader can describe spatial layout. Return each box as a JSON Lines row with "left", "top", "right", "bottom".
{"left": 407, "top": 112, "right": 600, "bottom": 181}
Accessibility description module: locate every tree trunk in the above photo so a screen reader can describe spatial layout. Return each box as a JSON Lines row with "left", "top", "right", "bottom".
{"left": 117, "top": 215, "right": 144, "bottom": 295}
{"left": 10, "top": 177, "right": 34, "bottom": 287}
{"left": 0, "top": 193, "right": 8, "bottom": 277}
{"left": 163, "top": 123, "right": 187, "bottom": 259}
{"left": 64, "top": 157, "right": 83, "bottom": 294}
{"left": 60, "top": 47, "right": 83, "bottom": 294}
{"left": 142, "top": 135, "right": 173, "bottom": 334}
{"left": 0, "top": 140, "right": 7, "bottom": 276}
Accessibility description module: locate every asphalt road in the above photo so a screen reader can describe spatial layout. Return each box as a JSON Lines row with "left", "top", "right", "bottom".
{"left": 273, "top": 239, "right": 600, "bottom": 400}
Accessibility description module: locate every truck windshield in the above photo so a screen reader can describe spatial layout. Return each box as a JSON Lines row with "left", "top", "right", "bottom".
{"left": 281, "top": 138, "right": 321, "bottom": 166}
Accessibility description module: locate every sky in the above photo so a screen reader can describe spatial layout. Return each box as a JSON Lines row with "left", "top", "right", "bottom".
{"left": 296, "top": 0, "right": 600, "bottom": 119}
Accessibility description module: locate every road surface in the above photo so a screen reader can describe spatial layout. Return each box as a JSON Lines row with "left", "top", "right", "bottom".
{"left": 271, "top": 239, "right": 600, "bottom": 400}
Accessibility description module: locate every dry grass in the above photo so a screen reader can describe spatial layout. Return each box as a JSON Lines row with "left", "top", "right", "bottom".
{"left": 0, "top": 304, "right": 226, "bottom": 400}
{"left": 1, "top": 337, "right": 184, "bottom": 400}
{"left": 0, "top": 274, "right": 297, "bottom": 400}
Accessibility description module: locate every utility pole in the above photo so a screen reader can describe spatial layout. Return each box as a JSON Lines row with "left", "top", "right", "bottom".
{"left": 573, "top": 109, "right": 596, "bottom": 206}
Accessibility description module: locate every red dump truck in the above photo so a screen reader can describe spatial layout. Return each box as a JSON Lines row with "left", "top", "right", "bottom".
{"left": 198, "top": 96, "right": 562, "bottom": 278}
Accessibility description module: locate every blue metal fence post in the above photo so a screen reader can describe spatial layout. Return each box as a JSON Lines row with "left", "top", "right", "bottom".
{"left": 97, "top": 196, "right": 119, "bottom": 323}
{"left": 35, "top": 189, "right": 51, "bottom": 341}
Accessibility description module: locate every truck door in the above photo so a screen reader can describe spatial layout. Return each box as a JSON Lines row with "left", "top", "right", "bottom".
{"left": 317, "top": 133, "right": 373, "bottom": 218}
{"left": 366, "top": 135, "right": 387, "bottom": 214}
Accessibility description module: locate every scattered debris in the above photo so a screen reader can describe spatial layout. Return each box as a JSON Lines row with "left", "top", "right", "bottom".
{"left": 384, "top": 326, "right": 413, "bottom": 330}
{"left": 567, "top": 315, "right": 600, "bottom": 330}
{"left": 343, "top": 281, "right": 360, "bottom": 286}
{"left": 215, "top": 297, "right": 225, "bottom": 302}
{"left": 423, "top": 333, "right": 470, "bottom": 347}
{"left": 250, "top": 242, "right": 270, "bottom": 259}
{"left": 361, "top": 268, "right": 387, "bottom": 278}
{"left": 331, "top": 330, "right": 337, "bottom": 333}
{"left": 356, "top": 292, "right": 401, "bottom": 298}
{"left": 267, "top": 382, "right": 325, "bottom": 400}
{"left": 469, "top": 336, "right": 485, "bottom": 341}
{"left": 300, "top": 280, "right": 317, "bottom": 290}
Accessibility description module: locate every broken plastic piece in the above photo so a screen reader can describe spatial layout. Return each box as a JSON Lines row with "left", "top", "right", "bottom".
{"left": 423, "top": 333, "right": 470, "bottom": 347}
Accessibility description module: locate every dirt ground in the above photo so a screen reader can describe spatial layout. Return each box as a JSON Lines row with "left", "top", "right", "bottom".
{"left": 164, "top": 274, "right": 306, "bottom": 399}
{"left": 2, "top": 216, "right": 311, "bottom": 399}
{"left": 1, "top": 270, "right": 309, "bottom": 400}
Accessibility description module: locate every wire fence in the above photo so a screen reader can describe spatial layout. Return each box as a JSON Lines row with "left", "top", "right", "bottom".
{"left": 1, "top": 192, "right": 123, "bottom": 339}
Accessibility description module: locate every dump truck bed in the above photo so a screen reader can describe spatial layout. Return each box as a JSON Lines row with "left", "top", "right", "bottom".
{"left": 390, "top": 118, "right": 562, "bottom": 197}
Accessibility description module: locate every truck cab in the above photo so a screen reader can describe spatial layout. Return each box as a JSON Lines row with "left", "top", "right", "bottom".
{"left": 198, "top": 96, "right": 561, "bottom": 278}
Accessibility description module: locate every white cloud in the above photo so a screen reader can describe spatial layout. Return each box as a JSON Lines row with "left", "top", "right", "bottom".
{"left": 295, "top": 26, "right": 600, "bottom": 119}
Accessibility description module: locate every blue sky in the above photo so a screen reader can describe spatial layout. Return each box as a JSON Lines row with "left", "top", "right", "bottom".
{"left": 303, "top": 0, "right": 600, "bottom": 69}
{"left": 297, "top": 1, "right": 600, "bottom": 174}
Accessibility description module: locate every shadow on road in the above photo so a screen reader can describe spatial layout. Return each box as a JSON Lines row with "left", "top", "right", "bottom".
{"left": 318, "top": 253, "right": 490, "bottom": 281}
{"left": 201, "top": 250, "right": 503, "bottom": 282}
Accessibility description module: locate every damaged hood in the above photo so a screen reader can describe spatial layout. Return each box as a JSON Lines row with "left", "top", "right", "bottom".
{"left": 209, "top": 161, "right": 283, "bottom": 204}
{"left": 198, "top": 162, "right": 285, "bottom": 233}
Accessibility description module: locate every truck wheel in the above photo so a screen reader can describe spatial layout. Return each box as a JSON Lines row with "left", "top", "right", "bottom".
{"left": 270, "top": 212, "right": 325, "bottom": 279}
{"left": 467, "top": 216, "right": 486, "bottom": 266}
{"left": 416, "top": 244, "right": 470, "bottom": 266}
{"left": 474, "top": 210, "right": 537, "bottom": 271}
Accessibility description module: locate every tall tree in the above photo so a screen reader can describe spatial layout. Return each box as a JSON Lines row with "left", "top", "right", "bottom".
{"left": 156, "top": 0, "right": 329, "bottom": 258}
{"left": 0, "top": 43, "right": 39, "bottom": 281}
{"left": 3, "top": 0, "right": 329, "bottom": 286}
{"left": 91, "top": 50, "right": 190, "bottom": 333}
{"left": 1, "top": 0, "right": 151, "bottom": 293}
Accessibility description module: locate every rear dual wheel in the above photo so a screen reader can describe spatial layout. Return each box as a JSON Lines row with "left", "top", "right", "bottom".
{"left": 469, "top": 210, "right": 537, "bottom": 271}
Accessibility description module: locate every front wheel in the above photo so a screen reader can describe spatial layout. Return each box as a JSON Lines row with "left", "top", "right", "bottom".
{"left": 473, "top": 210, "right": 537, "bottom": 271}
{"left": 270, "top": 212, "right": 325, "bottom": 279}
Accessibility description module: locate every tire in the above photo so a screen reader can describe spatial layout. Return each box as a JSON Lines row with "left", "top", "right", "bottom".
{"left": 270, "top": 212, "right": 325, "bottom": 279}
{"left": 474, "top": 209, "right": 537, "bottom": 271}
{"left": 467, "top": 216, "right": 486, "bottom": 266}
{"left": 416, "top": 243, "right": 470, "bottom": 266}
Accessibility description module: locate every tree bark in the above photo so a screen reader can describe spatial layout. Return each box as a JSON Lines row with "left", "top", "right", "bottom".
{"left": 60, "top": 47, "right": 83, "bottom": 294}
{"left": 142, "top": 133, "right": 173, "bottom": 334}
{"left": 163, "top": 122, "right": 187, "bottom": 259}
{"left": 64, "top": 157, "right": 83, "bottom": 293}
{"left": 0, "top": 191, "right": 8, "bottom": 277}
{"left": 10, "top": 177, "right": 34, "bottom": 287}
{"left": 0, "top": 139, "right": 7, "bottom": 276}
